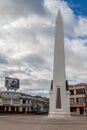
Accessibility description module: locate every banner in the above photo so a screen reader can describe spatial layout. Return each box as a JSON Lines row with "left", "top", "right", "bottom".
{"left": 5, "top": 77, "right": 19, "bottom": 90}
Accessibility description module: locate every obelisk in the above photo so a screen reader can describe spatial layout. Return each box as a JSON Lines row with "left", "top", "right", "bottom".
{"left": 49, "top": 10, "right": 70, "bottom": 118}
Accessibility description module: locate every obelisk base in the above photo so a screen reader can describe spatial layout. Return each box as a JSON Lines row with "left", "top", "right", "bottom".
{"left": 48, "top": 112, "right": 71, "bottom": 119}
{"left": 49, "top": 90, "right": 70, "bottom": 119}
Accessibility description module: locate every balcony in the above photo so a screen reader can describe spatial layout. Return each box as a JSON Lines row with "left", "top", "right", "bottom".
{"left": 70, "top": 103, "right": 86, "bottom": 108}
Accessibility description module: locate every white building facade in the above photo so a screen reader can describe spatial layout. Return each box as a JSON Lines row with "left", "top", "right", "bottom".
{"left": 0, "top": 91, "right": 49, "bottom": 114}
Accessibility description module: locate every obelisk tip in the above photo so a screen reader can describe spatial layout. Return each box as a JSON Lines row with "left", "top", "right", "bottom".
{"left": 56, "top": 9, "right": 62, "bottom": 23}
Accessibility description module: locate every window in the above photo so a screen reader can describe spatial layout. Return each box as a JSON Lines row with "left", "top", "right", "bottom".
{"left": 13, "top": 99, "right": 20, "bottom": 104}
{"left": 3, "top": 99, "right": 11, "bottom": 104}
{"left": 23, "top": 99, "right": 26, "bottom": 104}
{"left": 76, "top": 89, "right": 85, "bottom": 95}
{"left": 70, "top": 108, "right": 76, "bottom": 112}
{"left": 70, "top": 98, "right": 74, "bottom": 104}
{"left": 70, "top": 90, "right": 74, "bottom": 95}
{"left": 76, "top": 98, "right": 86, "bottom": 103}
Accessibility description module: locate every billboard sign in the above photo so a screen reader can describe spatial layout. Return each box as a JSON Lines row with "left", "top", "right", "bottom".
{"left": 5, "top": 77, "right": 19, "bottom": 90}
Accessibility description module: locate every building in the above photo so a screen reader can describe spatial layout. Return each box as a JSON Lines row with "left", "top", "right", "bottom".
{"left": 69, "top": 83, "right": 87, "bottom": 115}
{"left": 0, "top": 91, "right": 49, "bottom": 114}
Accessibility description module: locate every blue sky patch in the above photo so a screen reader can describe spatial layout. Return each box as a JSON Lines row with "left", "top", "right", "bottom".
{"left": 68, "top": 80, "right": 77, "bottom": 85}
{"left": 64, "top": 0, "right": 87, "bottom": 17}
{"left": 77, "top": 35, "right": 87, "bottom": 40}
{"left": 83, "top": 42, "right": 87, "bottom": 47}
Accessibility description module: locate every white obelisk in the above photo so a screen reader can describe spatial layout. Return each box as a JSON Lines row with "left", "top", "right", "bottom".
{"left": 49, "top": 10, "right": 70, "bottom": 118}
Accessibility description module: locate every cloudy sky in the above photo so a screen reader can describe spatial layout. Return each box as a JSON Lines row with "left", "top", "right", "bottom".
{"left": 0, "top": 0, "right": 87, "bottom": 97}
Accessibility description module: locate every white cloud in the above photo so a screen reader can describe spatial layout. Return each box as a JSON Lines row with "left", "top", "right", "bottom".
{"left": 0, "top": 0, "right": 87, "bottom": 96}
{"left": 75, "top": 17, "right": 87, "bottom": 37}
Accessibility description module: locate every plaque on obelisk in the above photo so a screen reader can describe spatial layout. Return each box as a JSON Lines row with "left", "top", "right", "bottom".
{"left": 49, "top": 10, "right": 70, "bottom": 118}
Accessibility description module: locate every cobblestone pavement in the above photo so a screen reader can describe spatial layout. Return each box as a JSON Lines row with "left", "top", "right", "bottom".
{"left": 0, "top": 115, "right": 87, "bottom": 130}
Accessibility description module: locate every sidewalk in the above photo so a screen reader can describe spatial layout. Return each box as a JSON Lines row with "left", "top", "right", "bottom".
{"left": 0, "top": 115, "right": 87, "bottom": 130}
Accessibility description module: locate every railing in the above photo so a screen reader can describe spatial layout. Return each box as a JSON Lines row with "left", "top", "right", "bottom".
{"left": 70, "top": 103, "right": 86, "bottom": 107}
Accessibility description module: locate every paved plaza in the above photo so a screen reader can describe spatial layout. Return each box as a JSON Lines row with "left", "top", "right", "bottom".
{"left": 0, "top": 115, "right": 87, "bottom": 130}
